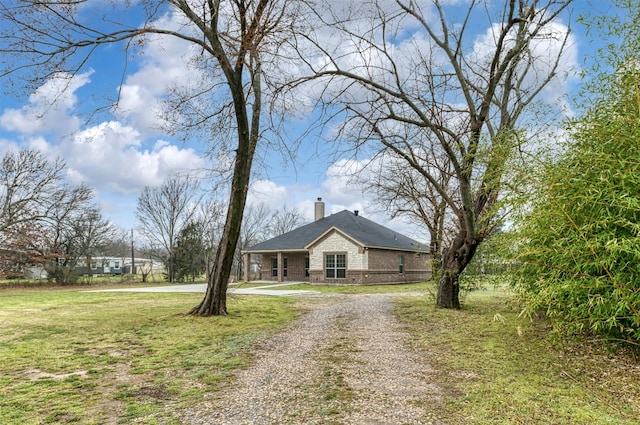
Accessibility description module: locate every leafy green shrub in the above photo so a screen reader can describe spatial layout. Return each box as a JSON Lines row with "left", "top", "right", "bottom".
{"left": 511, "top": 68, "right": 640, "bottom": 345}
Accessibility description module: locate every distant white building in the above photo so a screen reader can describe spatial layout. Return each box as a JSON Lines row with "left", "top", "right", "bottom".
{"left": 76, "top": 256, "right": 166, "bottom": 276}
{"left": 76, "top": 256, "right": 125, "bottom": 275}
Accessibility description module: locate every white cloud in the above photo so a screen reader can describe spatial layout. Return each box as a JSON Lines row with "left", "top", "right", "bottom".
{"left": 248, "top": 179, "right": 289, "bottom": 209}
{"left": 56, "top": 121, "right": 205, "bottom": 193}
{"left": 321, "top": 159, "right": 382, "bottom": 216}
{"left": 321, "top": 159, "right": 368, "bottom": 208}
{"left": 0, "top": 64, "right": 207, "bottom": 196}
{"left": 113, "top": 12, "right": 204, "bottom": 134}
{"left": 470, "top": 17, "right": 579, "bottom": 114}
{"left": 0, "top": 138, "right": 20, "bottom": 157}
{"left": 27, "top": 136, "right": 58, "bottom": 157}
{"left": 0, "top": 71, "right": 92, "bottom": 136}
{"left": 317, "top": 158, "right": 428, "bottom": 241}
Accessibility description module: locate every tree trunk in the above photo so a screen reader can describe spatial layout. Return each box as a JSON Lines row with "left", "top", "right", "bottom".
{"left": 436, "top": 233, "right": 479, "bottom": 309}
{"left": 86, "top": 255, "right": 93, "bottom": 278}
{"left": 188, "top": 149, "right": 253, "bottom": 316}
{"left": 186, "top": 2, "right": 265, "bottom": 315}
{"left": 436, "top": 271, "right": 460, "bottom": 309}
{"left": 429, "top": 238, "right": 441, "bottom": 282}
{"left": 188, "top": 71, "right": 258, "bottom": 316}
{"left": 168, "top": 252, "right": 174, "bottom": 283}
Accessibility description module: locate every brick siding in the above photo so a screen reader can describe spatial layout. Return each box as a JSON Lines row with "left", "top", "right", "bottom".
{"left": 258, "top": 252, "right": 308, "bottom": 282}
{"left": 255, "top": 232, "right": 432, "bottom": 285}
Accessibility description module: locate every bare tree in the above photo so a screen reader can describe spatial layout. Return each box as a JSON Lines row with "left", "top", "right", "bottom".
{"left": 136, "top": 176, "right": 201, "bottom": 283}
{"left": 48, "top": 188, "right": 96, "bottom": 283}
{"left": 0, "top": 149, "right": 69, "bottom": 232}
{"left": 293, "top": 0, "right": 575, "bottom": 308}
{"left": 72, "top": 208, "right": 121, "bottom": 279}
{"left": 0, "top": 148, "right": 97, "bottom": 281}
{"left": 138, "top": 244, "right": 161, "bottom": 283}
{"left": 23, "top": 183, "right": 96, "bottom": 284}
{"left": 101, "top": 227, "right": 131, "bottom": 258}
{"left": 1, "top": 0, "right": 306, "bottom": 315}
{"left": 0, "top": 221, "right": 47, "bottom": 279}
{"left": 268, "top": 204, "right": 306, "bottom": 236}
{"left": 368, "top": 142, "right": 457, "bottom": 278}
{"left": 190, "top": 197, "right": 226, "bottom": 283}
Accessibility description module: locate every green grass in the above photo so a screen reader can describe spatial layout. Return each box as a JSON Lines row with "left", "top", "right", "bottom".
{"left": 314, "top": 323, "right": 356, "bottom": 405}
{"left": 394, "top": 286, "right": 640, "bottom": 425}
{"left": 2, "top": 282, "right": 638, "bottom": 424}
{"left": 0, "top": 288, "right": 298, "bottom": 424}
{"left": 238, "top": 280, "right": 433, "bottom": 294}
{"left": 0, "top": 273, "right": 170, "bottom": 288}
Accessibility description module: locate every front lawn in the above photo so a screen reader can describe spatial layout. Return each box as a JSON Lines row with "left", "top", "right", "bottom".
{"left": 2, "top": 283, "right": 637, "bottom": 424}
{"left": 395, "top": 287, "right": 640, "bottom": 425}
{"left": 0, "top": 288, "right": 298, "bottom": 424}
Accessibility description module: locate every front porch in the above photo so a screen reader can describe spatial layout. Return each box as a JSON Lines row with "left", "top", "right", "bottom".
{"left": 243, "top": 252, "right": 310, "bottom": 283}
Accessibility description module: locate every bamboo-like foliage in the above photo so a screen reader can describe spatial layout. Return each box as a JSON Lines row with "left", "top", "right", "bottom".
{"left": 512, "top": 65, "right": 640, "bottom": 343}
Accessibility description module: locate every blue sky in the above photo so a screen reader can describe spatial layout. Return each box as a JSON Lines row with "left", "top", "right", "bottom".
{"left": 0, "top": 0, "right": 612, "bottom": 241}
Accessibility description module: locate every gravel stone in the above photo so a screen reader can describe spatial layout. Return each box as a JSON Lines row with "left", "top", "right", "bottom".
{"left": 183, "top": 293, "right": 446, "bottom": 425}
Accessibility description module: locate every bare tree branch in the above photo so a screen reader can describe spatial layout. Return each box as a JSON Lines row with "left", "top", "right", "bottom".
{"left": 289, "top": 0, "right": 575, "bottom": 308}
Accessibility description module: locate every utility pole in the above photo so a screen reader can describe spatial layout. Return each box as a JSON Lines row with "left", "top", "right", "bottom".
{"left": 131, "top": 228, "right": 136, "bottom": 276}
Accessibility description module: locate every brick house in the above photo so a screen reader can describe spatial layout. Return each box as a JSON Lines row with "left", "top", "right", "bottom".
{"left": 242, "top": 199, "right": 431, "bottom": 285}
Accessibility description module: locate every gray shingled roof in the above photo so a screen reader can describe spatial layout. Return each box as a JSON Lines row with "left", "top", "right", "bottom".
{"left": 244, "top": 210, "right": 428, "bottom": 253}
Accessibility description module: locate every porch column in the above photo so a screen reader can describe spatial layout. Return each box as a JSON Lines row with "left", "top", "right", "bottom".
{"left": 243, "top": 253, "right": 250, "bottom": 283}
{"left": 277, "top": 251, "right": 283, "bottom": 282}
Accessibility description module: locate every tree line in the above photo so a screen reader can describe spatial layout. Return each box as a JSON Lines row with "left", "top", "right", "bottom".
{"left": 0, "top": 150, "right": 304, "bottom": 285}
{"left": 0, "top": 149, "right": 126, "bottom": 283}
{"left": 135, "top": 176, "right": 305, "bottom": 284}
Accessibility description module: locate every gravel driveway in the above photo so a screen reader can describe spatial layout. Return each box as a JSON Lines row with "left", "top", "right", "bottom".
{"left": 183, "top": 293, "right": 446, "bottom": 425}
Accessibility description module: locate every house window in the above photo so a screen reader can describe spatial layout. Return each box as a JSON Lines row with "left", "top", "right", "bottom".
{"left": 283, "top": 258, "right": 288, "bottom": 277}
{"left": 399, "top": 255, "right": 405, "bottom": 274}
{"left": 305, "top": 257, "right": 309, "bottom": 277}
{"left": 271, "top": 258, "right": 278, "bottom": 277}
{"left": 325, "top": 253, "right": 346, "bottom": 279}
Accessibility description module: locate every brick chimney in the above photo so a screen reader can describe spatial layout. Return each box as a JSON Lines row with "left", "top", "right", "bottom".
{"left": 314, "top": 197, "right": 325, "bottom": 221}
